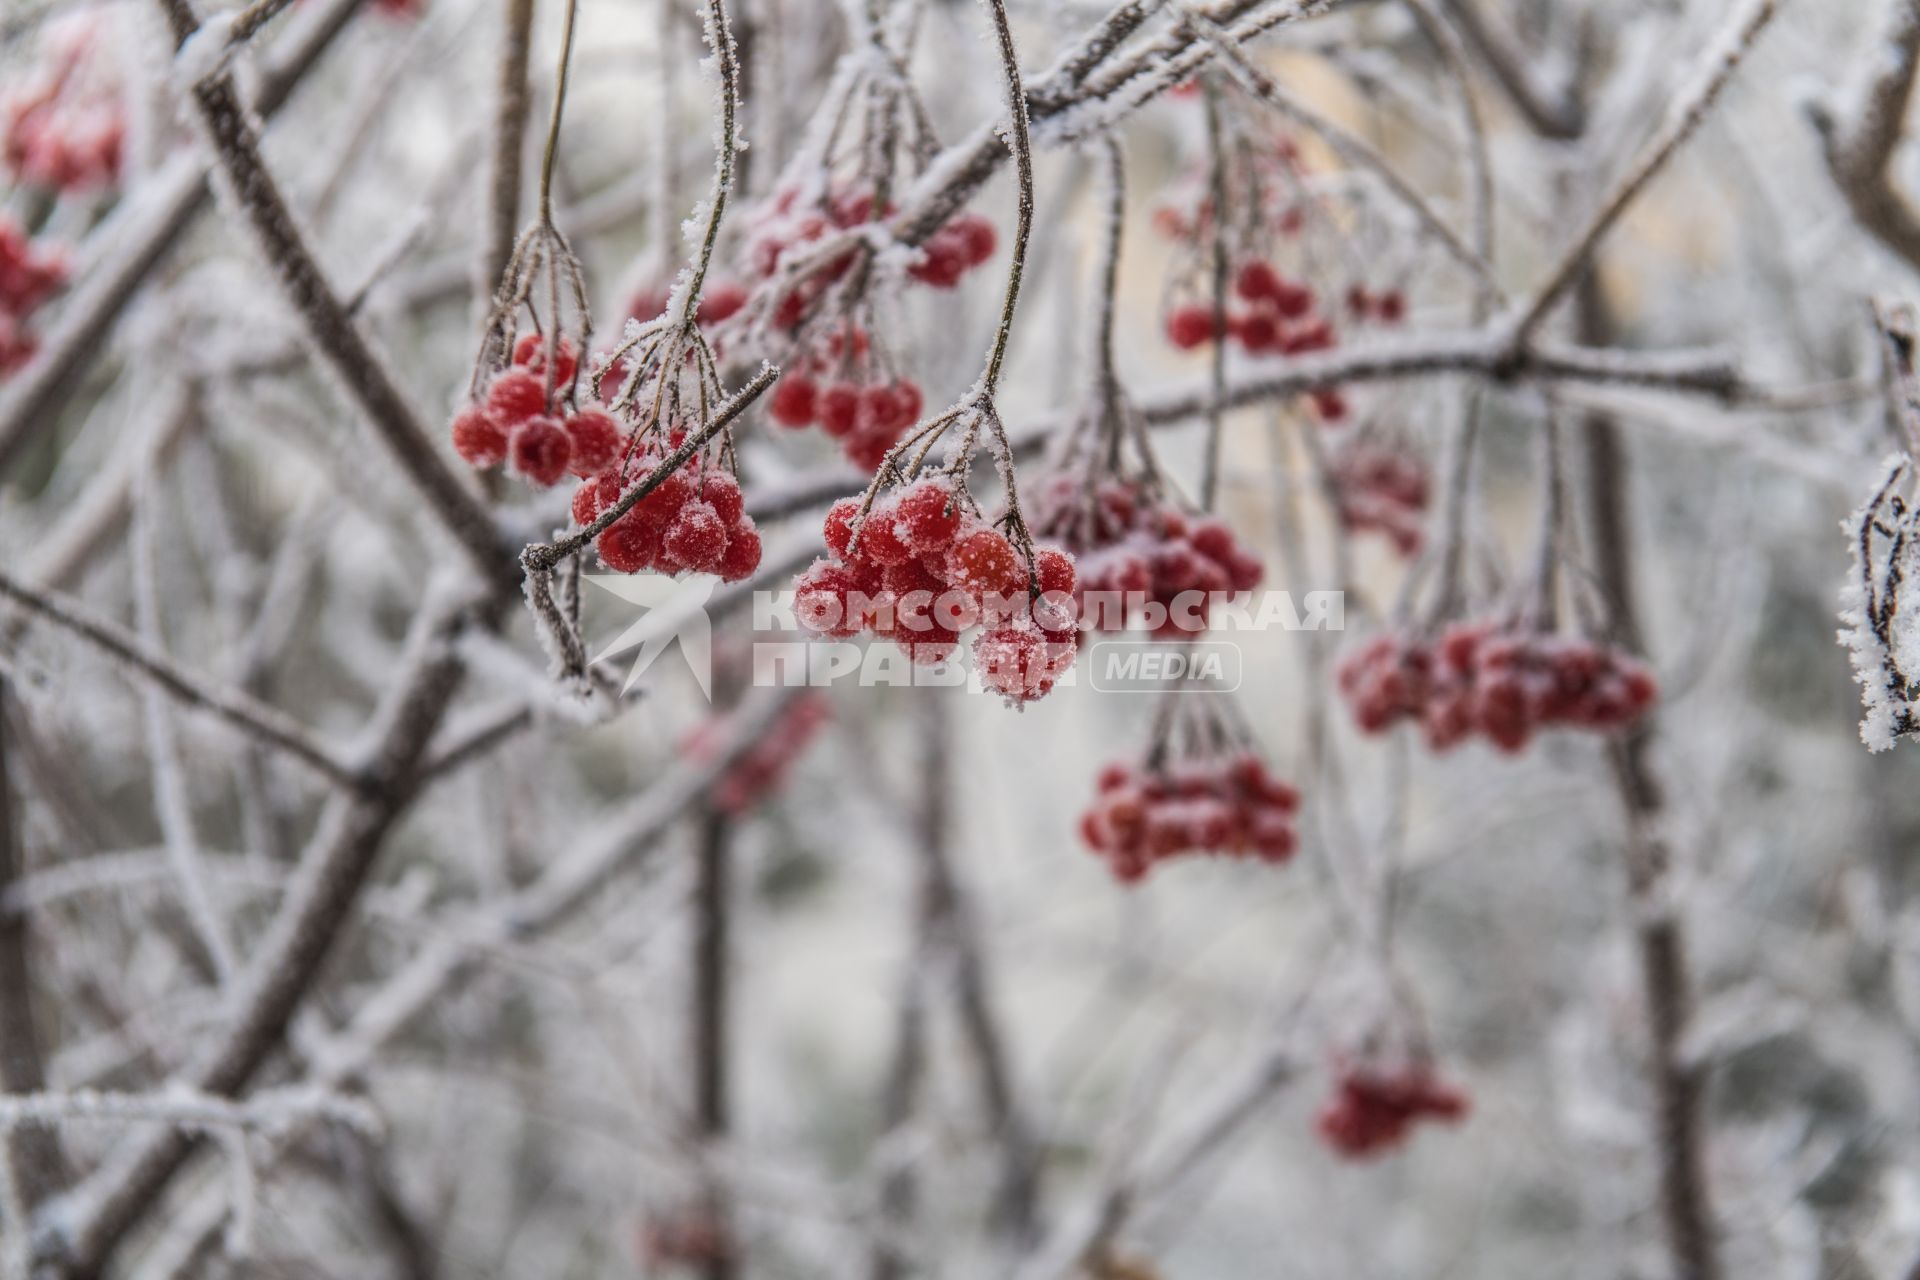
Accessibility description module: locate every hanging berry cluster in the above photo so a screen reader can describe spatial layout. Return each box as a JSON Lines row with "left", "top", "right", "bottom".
{"left": 572, "top": 432, "right": 762, "bottom": 582}
{"left": 1080, "top": 753, "right": 1299, "bottom": 884}
{"left": 2, "top": 15, "right": 125, "bottom": 195}
{"left": 794, "top": 478, "right": 1079, "bottom": 704}
{"left": 765, "top": 320, "right": 925, "bottom": 470}
{"left": 682, "top": 694, "right": 831, "bottom": 814}
{"left": 723, "top": 32, "right": 996, "bottom": 472}
{"left": 636, "top": 1208, "right": 732, "bottom": 1273}
{"left": 1153, "top": 103, "right": 1416, "bottom": 426}
{"left": 1316, "top": 1061, "right": 1469, "bottom": 1159}
{"left": 738, "top": 184, "right": 993, "bottom": 470}
{"left": 1079, "top": 696, "right": 1299, "bottom": 883}
{"left": 1163, "top": 258, "right": 1334, "bottom": 360}
{"left": 451, "top": 335, "right": 619, "bottom": 486}
{"left": 1029, "top": 471, "right": 1263, "bottom": 637}
{"left": 1329, "top": 440, "right": 1430, "bottom": 558}
{"left": 1337, "top": 620, "right": 1657, "bottom": 752}
{"left": 0, "top": 217, "right": 68, "bottom": 375}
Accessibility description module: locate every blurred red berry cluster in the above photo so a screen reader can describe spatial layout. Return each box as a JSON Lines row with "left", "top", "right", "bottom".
{"left": 684, "top": 694, "right": 831, "bottom": 814}
{"left": 2, "top": 17, "right": 124, "bottom": 195}
{"left": 1338, "top": 621, "right": 1658, "bottom": 752}
{"left": 794, "top": 480, "right": 1078, "bottom": 703}
{"left": 1079, "top": 754, "right": 1300, "bottom": 884}
{"left": 746, "top": 185, "right": 995, "bottom": 326}
{"left": 1329, "top": 442, "right": 1430, "bottom": 557}
{"left": 1316, "top": 1063, "right": 1468, "bottom": 1159}
{"left": 635, "top": 1208, "right": 733, "bottom": 1272}
{"left": 767, "top": 324, "right": 925, "bottom": 471}
{"left": 1028, "top": 473, "right": 1262, "bottom": 637}
{"left": 0, "top": 217, "right": 68, "bottom": 375}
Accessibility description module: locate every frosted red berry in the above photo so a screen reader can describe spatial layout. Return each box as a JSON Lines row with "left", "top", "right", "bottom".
{"left": 450, "top": 406, "right": 508, "bottom": 467}
{"left": 663, "top": 501, "right": 728, "bottom": 573}
{"left": 895, "top": 480, "right": 963, "bottom": 552}
{"left": 564, "top": 407, "right": 622, "bottom": 478}
{"left": 510, "top": 415, "right": 571, "bottom": 487}
{"left": 716, "top": 523, "right": 762, "bottom": 583}
{"left": 487, "top": 368, "right": 547, "bottom": 424}
{"left": 512, "top": 333, "right": 579, "bottom": 387}
{"left": 946, "top": 528, "right": 1022, "bottom": 599}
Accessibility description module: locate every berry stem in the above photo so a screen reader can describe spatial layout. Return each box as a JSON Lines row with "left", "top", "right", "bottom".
{"left": 1199, "top": 73, "right": 1229, "bottom": 513}
{"left": 977, "top": 0, "right": 1034, "bottom": 400}
{"left": 535, "top": 0, "right": 577, "bottom": 230}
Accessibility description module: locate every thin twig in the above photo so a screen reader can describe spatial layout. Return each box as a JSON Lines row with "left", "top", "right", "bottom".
{"left": 0, "top": 569, "right": 359, "bottom": 789}
{"left": 155, "top": 0, "right": 511, "bottom": 582}
{"left": 1509, "top": 0, "right": 1779, "bottom": 346}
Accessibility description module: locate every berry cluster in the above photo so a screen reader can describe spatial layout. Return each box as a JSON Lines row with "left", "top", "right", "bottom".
{"left": 746, "top": 185, "right": 996, "bottom": 326}
{"left": 0, "top": 218, "right": 69, "bottom": 375}
{"left": 684, "top": 694, "right": 831, "bottom": 814}
{"left": 573, "top": 443, "right": 763, "bottom": 583}
{"left": 1164, "top": 260, "right": 1335, "bottom": 359}
{"left": 448, "top": 335, "right": 610, "bottom": 487}
{"left": 1078, "top": 755, "right": 1299, "bottom": 884}
{"left": 2, "top": 19, "right": 124, "bottom": 194}
{"left": 766, "top": 324, "right": 925, "bottom": 470}
{"left": 1337, "top": 621, "right": 1658, "bottom": 752}
{"left": 1316, "top": 1063, "right": 1468, "bottom": 1159}
{"left": 636, "top": 1209, "right": 732, "bottom": 1271}
{"left": 792, "top": 480, "right": 1079, "bottom": 704}
{"left": 1151, "top": 120, "right": 1413, "bottom": 426}
{"left": 625, "top": 276, "right": 748, "bottom": 331}
{"left": 1028, "top": 473, "right": 1263, "bottom": 637}
{"left": 1329, "top": 443, "right": 1429, "bottom": 557}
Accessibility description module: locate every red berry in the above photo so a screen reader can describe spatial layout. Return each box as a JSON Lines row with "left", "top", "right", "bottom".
{"left": 858, "top": 384, "right": 902, "bottom": 436}
{"left": 487, "top": 368, "right": 547, "bottom": 424}
{"left": 1165, "top": 304, "right": 1217, "bottom": 350}
{"left": 663, "top": 501, "right": 728, "bottom": 573}
{"left": 844, "top": 430, "right": 895, "bottom": 472}
{"left": 824, "top": 497, "right": 862, "bottom": 559}
{"left": 818, "top": 383, "right": 861, "bottom": 437}
{"left": 450, "top": 406, "right": 508, "bottom": 467}
{"left": 1274, "top": 283, "right": 1316, "bottom": 321}
{"left": 571, "top": 479, "right": 601, "bottom": 526}
{"left": 947, "top": 528, "right": 1022, "bottom": 599}
{"left": 512, "top": 333, "right": 579, "bottom": 387}
{"left": 1235, "top": 260, "right": 1281, "bottom": 301}
{"left": 510, "top": 415, "right": 572, "bottom": 486}
{"left": 717, "top": 523, "right": 762, "bottom": 583}
{"left": 892, "top": 380, "right": 924, "bottom": 426}
{"left": 854, "top": 499, "right": 914, "bottom": 566}
{"left": 697, "top": 471, "right": 745, "bottom": 525}
{"left": 895, "top": 480, "right": 963, "bottom": 552}
{"left": 770, "top": 375, "right": 817, "bottom": 428}
{"left": 564, "top": 407, "right": 622, "bottom": 477}
{"left": 973, "top": 626, "right": 1070, "bottom": 703}
{"left": 1034, "top": 545, "right": 1076, "bottom": 595}
{"left": 908, "top": 231, "right": 967, "bottom": 288}
{"left": 699, "top": 280, "right": 748, "bottom": 324}
{"left": 597, "top": 516, "right": 659, "bottom": 573}
{"left": 794, "top": 560, "right": 861, "bottom": 637}
{"left": 951, "top": 214, "right": 997, "bottom": 267}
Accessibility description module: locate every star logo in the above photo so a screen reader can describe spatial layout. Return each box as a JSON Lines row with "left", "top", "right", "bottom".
{"left": 584, "top": 573, "right": 718, "bottom": 699}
